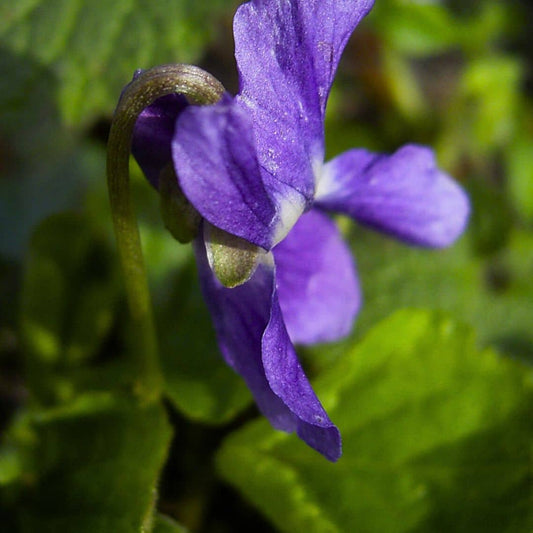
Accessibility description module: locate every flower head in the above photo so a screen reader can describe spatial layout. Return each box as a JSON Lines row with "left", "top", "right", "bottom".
{"left": 132, "top": 0, "right": 469, "bottom": 461}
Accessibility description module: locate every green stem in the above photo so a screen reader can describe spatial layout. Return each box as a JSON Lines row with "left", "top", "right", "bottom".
{"left": 106, "top": 64, "right": 225, "bottom": 402}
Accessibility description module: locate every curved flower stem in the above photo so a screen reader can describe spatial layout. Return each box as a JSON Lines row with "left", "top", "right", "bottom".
{"left": 107, "top": 64, "right": 225, "bottom": 402}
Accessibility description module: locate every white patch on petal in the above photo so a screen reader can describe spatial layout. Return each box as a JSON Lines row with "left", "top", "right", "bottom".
{"left": 271, "top": 190, "right": 306, "bottom": 247}
{"left": 313, "top": 157, "right": 333, "bottom": 199}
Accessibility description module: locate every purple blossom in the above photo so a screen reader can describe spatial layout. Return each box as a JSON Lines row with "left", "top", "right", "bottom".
{"left": 132, "top": 0, "right": 469, "bottom": 461}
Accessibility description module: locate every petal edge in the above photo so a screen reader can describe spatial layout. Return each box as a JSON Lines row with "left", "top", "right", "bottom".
{"left": 317, "top": 145, "right": 470, "bottom": 248}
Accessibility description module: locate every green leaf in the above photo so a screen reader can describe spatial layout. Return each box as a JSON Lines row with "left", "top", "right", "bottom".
{"left": 506, "top": 123, "right": 533, "bottom": 223}
{"left": 19, "top": 213, "right": 120, "bottom": 402}
{"left": 0, "top": 0, "right": 236, "bottom": 125}
{"left": 338, "top": 227, "right": 533, "bottom": 364}
{"left": 460, "top": 57, "right": 522, "bottom": 150}
{"left": 10, "top": 396, "right": 172, "bottom": 533}
{"left": 466, "top": 178, "right": 514, "bottom": 256}
{"left": 438, "top": 56, "right": 522, "bottom": 163}
{"left": 153, "top": 514, "right": 189, "bottom": 533}
{"left": 157, "top": 261, "right": 251, "bottom": 424}
{"left": 370, "top": 0, "right": 460, "bottom": 56}
{"left": 0, "top": 444, "right": 24, "bottom": 487}
{"left": 216, "top": 310, "right": 533, "bottom": 533}
{"left": 370, "top": 1, "right": 514, "bottom": 57}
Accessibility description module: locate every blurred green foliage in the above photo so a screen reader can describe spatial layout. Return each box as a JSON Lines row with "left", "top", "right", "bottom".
{"left": 0, "top": 0, "right": 234, "bottom": 125}
{"left": 3, "top": 396, "right": 173, "bottom": 532}
{"left": 1, "top": 0, "right": 532, "bottom": 531}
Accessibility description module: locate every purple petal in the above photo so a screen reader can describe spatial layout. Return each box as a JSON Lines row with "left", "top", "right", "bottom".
{"left": 174, "top": 97, "right": 307, "bottom": 249}
{"left": 132, "top": 93, "right": 188, "bottom": 189}
{"left": 234, "top": 0, "right": 374, "bottom": 128}
{"left": 233, "top": 0, "right": 374, "bottom": 199}
{"left": 194, "top": 232, "right": 341, "bottom": 461}
{"left": 194, "top": 236, "right": 295, "bottom": 431}
{"left": 316, "top": 145, "right": 470, "bottom": 247}
{"left": 263, "top": 301, "right": 342, "bottom": 461}
{"left": 273, "top": 209, "right": 360, "bottom": 345}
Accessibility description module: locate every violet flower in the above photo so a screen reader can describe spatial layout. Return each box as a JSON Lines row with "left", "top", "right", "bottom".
{"left": 132, "top": 0, "right": 469, "bottom": 461}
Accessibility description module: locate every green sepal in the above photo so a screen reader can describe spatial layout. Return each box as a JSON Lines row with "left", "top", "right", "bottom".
{"left": 204, "top": 223, "right": 262, "bottom": 288}
{"left": 159, "top": 163, "right": 202, "bottom": 244}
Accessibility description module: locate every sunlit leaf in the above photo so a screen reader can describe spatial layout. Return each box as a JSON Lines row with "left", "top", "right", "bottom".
{"left": 217, "top": 310, "right": 533, "bottom": 532}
